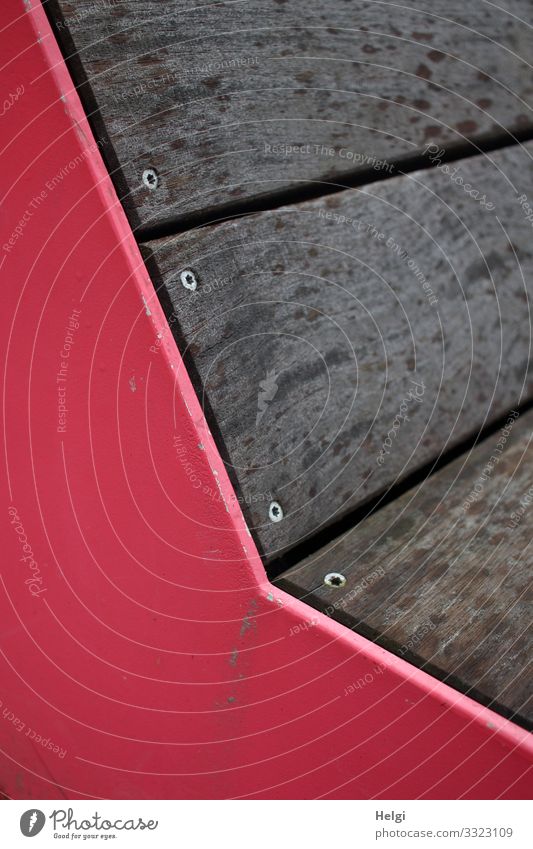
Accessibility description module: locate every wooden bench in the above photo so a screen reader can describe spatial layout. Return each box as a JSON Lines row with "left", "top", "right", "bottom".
{"left": 49, "top": 0, "right": 533, "bottom": 730}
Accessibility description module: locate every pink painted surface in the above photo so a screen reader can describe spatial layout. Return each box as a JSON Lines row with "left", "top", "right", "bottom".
{"left": 0, "top": 0, "right": 531, "bottom": 799}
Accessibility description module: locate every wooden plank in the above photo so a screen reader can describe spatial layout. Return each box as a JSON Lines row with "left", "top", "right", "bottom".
{"left": 276, "top": 406, "right": 533, "bottom": 728}
{"left": 145, "top": 141, "right": 533, "bottom": 560}
{"left": 48, "top": 0, "right": 533, "bottom": 230}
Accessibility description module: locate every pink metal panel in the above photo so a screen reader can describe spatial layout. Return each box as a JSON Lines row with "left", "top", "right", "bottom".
{"left": 0, "top": 0, "right": 531, "bottom": 799}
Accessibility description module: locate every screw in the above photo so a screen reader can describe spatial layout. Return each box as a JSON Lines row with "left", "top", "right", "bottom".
{"left": 180, "top": 269, "right": 198, "bottom": 291}
{"left": 268, "top": 501, "right": 284, "bottom": 523}
{"left": 142, "top": 168, "right": 158, "bottom": 190}
{"left": 324, "top": 572, "right": 346, "bottom": 588}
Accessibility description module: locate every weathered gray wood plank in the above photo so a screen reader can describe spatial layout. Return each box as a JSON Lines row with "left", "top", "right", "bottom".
{"left": 145, "top": 141, "right": 533, "bottom": 559}
{"left": 49, "top": 0, "right": 533, "bottom": 229}
{"left": 276, "top": 407, "right": 533, "bottom": 728}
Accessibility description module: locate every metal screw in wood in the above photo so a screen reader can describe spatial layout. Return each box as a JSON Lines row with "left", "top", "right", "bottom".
{"left": 180, "top": 269, "right": 198, "bottom": 291}
{"left": 268, "top": 501, "right": 284, "bottom": 523}
{"left": 324, "top": 572, "right": 346, "bottom": 588}
{"left": 142, "top": 168, "right": 158, "bottom": 190}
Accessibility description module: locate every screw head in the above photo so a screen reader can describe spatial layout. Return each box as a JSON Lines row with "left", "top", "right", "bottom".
{"left": 180, "top": 269, "right": 198, "bottom": 291}
{"left": 268, "top": 501, "right": 284, "bottom": 523}
{"left": 142, "top": 168, "right": 159, "bottom": 190}
{"left": 324, "top": 572, "right": 346, "bottom": 588}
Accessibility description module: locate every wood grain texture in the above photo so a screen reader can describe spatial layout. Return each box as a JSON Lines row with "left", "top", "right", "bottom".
{"left": 145, "top": 142, "right": 533, "bottom": 560}
{"left": 276, "top": 407, "right": 533, "bottom": 728}
{"left": 48, "top": 0, "right": 533, "bottom": 229}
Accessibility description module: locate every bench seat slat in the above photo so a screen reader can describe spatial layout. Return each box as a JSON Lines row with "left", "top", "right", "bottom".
{"left": 277, "top": 407, "right": 533, "bottom": 728}
{"left": 50, "top": 0, "right": 533, "bottom": 230}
